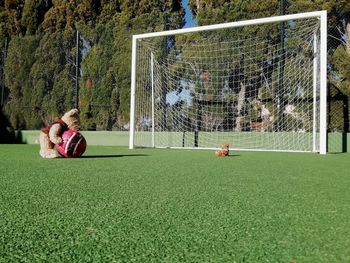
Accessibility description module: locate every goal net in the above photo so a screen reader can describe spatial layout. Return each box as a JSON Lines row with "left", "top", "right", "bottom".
{"left": 130, "top": 11, "right": 327, "bottom": 153}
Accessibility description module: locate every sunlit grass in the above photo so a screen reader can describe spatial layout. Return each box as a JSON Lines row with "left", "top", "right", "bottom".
{"left": 0, "top": 145, "right": 349, "bottom": 262}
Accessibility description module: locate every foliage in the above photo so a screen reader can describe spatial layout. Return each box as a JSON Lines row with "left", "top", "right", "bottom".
{"left": 4, "top": 34, "right": 40, "bottom": 129}
{"left": 184, "top": 0, "right": 350, "bottom": 132}
{"left": 0, "top": 0, "right": 184, "bottom": 130}
{"left": 331, "top": 45, "right": 350, "bottom": 95}
{"left": 0, "top": 0, "right": 349, "bottom": 132}
{"left": 289, "top": 0, "right": 350, "bottom": 97}
{"left": 21, "top": 0, "right": 52, "bottom": 35}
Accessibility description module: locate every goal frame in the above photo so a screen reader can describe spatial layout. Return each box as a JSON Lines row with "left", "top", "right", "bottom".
{"left": 129, "top": 10, "right": 328, "bottom": 154}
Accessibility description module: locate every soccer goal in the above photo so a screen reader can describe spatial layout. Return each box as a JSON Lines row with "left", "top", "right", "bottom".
{"left": 129, "top": 11, "right": 327, "bottom": 154}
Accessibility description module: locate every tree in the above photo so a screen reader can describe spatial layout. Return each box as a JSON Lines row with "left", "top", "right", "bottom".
{"left": 42, "top": 0, "right": 100, "bottom": 31}
{"left": 79, "top": 22, "right": 117, "bottom": 130}
{"left": 78, "top": 0, "right": 185, "bottom": 130}
{"left": 1, "top": 0, "right": 185, "bottom": 130}
{"left": 21, "top": 0, "right": 52, "bottom": 34}
{"left": 29, "top": 30, "right": 77, "bottom": 125}
{"left": 288, "top": 0, "right": 350, "bottom": 94}
{"left": 287, "top": 1, "right": 350, "bottom": 132}
{"left": 0, "top": 0, "right": 25, "bottom": 36}
{"left": 4, "top": 34, "right": 40, "bottom": 129}
{"left": 180, "top": 1, "right": 283, "bottom": 131}
{"left": 188, "top": 0, "right": 279, "bottom": 25}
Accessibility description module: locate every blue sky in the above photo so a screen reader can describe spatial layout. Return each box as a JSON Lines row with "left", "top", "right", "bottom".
{"left": 162, "top": 0, "right": 196, "bottom": 107}
{"left": 182, "top": 0, "right": 197, "bottom": 28}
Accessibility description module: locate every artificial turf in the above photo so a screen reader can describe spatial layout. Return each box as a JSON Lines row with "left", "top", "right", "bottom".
{"left": 0, "top": 144, "right": 349, "bottom": 262}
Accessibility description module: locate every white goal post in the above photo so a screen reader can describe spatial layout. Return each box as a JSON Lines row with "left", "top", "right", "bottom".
{"left": 129, "top": 11, "right": 327, "bottom": 154}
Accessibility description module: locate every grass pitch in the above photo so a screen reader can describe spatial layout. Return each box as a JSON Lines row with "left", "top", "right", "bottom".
{"left": 0, "top": 145, "right": 349, "bottom": 262}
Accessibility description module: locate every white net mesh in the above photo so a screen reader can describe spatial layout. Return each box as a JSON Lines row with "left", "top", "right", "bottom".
{"left": 132, "top": 16, "right": 322, "bottom": 152}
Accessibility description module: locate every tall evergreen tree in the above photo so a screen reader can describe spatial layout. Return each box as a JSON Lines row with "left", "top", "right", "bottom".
{"left": 4, "top": 34, "right": 40, "bottom": 129}
{"left": 79, "top": 0, "right": 184, "bottom": 130}
{"left": 21, "top": 0, "right": 51, "bottom": 35}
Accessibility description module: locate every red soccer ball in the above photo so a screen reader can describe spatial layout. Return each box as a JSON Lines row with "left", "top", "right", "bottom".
{"left": 56, "top": 130, "right": 87, "bottom": 158}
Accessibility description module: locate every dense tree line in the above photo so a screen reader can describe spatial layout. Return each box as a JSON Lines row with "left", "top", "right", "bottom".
{"left": 0, "top": 0, "right": 184, "bottom": 130}
{"left": 0, "top": 0, "right": 349, "bottom": 131}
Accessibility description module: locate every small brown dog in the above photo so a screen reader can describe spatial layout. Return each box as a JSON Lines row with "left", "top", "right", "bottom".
{"left": 215, "top": 143, "right": 229, "bottom": 157}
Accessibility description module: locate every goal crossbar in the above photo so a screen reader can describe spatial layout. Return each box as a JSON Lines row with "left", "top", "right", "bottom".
{"left": 132, "top": 11, "right": 326, "bottom": 40}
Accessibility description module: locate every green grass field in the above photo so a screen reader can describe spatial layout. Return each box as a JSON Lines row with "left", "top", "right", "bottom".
{"left": 0, "top": 145, "right": 349, "bottom": 262}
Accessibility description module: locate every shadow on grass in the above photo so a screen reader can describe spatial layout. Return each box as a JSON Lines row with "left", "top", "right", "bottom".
{"left": 80, "top": 154, "right": 149, "bottom": 158}
{"left": 217, "top": 154, "right": 240, "bottom": 158}
{"left": 0, "top": 107, "right": 24, "bottom": 144}
{"left": 214, "top": 154, "right": 240, "bottom": 158}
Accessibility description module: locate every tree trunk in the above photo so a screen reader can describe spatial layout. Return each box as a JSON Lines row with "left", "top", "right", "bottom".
{"left": 346, "top": 23, "right": 350, "bottom": 55}
{"left": 235, "top": 82, "right": 246, "bottom": 131}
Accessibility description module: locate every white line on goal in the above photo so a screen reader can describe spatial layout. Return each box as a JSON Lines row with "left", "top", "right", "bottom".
{"left": 133, "top": 11, "right": 327, "bottom": 40}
